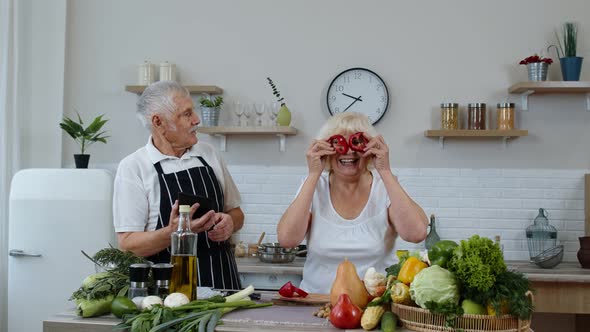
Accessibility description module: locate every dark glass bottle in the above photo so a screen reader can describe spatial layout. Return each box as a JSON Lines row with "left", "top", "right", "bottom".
{"left": 425, "top": 214, "right": 441, "bottom": 250}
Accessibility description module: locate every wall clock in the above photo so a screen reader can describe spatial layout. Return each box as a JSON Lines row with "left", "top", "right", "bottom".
{"left": 326, "top": 67, "right": 389, "bottom": 125}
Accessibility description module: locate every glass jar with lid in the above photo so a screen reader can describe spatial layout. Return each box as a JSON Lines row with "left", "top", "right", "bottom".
{"left": 467, "top": 103, "right": 486, "bottom": 130}
{"left": 440, "top": 103, "right": 459, "bottom": 130}
{"left": 496, "top": 103, "right": 515, "bottom": 130}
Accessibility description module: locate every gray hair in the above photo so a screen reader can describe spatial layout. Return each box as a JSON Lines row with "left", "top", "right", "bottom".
{"left": 136, "top": 81, "right": 190, "bottom": 130}
{"left": 317, "top": 112, "right": 378, "bottom": 171}
{"left": 317, "top": 112, "right": 377, "bottom": 140}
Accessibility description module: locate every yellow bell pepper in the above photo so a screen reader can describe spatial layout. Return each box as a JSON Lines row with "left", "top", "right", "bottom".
{"left": 397, "top": 257, "right": 428, "bottom": 285}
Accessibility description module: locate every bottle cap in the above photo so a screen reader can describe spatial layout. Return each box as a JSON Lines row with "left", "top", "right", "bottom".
{"left": 151, "top": 263, "right": 173, "bottom": 281}
{"left": 179, "top": 205, "right": 191, "bottom": 213}
{"left": 129, "top": 263, "right": 151, "bottom": 282}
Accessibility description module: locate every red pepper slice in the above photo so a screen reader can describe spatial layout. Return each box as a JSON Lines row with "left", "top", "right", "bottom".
{"left": 278, "top": 281, "right": 308, "bottom": 298}
{"left": 328, "top": 134, "right": 349, "bottom": 154}
{"left": 278, "top": 281, "right": 295, "bottom": 297}
{"left": 294, "top": 287, "right": 308, "bottom": 297}
{"left": 349, "top": 132, "right": 368, "bottom": 152}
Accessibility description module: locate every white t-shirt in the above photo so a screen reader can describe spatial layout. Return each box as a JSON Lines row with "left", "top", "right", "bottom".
{"left": 298, "top": 170, "right": 398, "bottom": 294}
{"left": 113, "top": 137, "right": 241, "bottom": 233}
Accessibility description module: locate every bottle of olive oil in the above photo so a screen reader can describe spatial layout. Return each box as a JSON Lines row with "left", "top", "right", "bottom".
{"left": 170, "top": 205, "right": 198, "bottom": 300}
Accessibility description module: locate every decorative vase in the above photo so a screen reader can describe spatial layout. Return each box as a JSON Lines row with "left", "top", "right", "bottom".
{"left": 559, "top": 57, "right": 583, "bottom": 81}
{"left": 577, "top": 236, "right": 590, "bottom": 269}
{"left": 527, "top": 62, "right": 548, "bottom": 81}
{"left": 201, "top": 106, "right": 220, "bottom": 127}
{"left": 74, "top": 154, "right": 90, "bottom": 169}
{"left": 277, "top": 104, "right": 291, "bottom": 126}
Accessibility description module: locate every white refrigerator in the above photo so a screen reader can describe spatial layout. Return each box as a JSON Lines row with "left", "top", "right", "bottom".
{"left": 8, "top": 169, "right": 116, "bottom": 332}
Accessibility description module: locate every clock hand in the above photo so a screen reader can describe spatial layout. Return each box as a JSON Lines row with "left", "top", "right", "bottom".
{"left": 343, "top": 96, "right": 362, "bottom": 112}
{"left": 342, "top": 93, "right": 363, "bottom": 102}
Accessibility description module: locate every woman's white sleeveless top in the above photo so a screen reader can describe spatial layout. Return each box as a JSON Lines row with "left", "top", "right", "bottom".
{"left": 298, "top": 170, "right": 397, "bottom": 294}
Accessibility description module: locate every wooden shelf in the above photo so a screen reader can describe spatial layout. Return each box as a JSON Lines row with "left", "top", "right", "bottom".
{"left": 198, "top": 126, "right": 298, "bottom": 152}
{"left": 125, "top": 85, "right": 223, "bottom": 95}
{"left": 508, "top": 81, "right": 590, "bottom": 111}
{"left": 425, "top": 129, "right": 528, "bottom": 148}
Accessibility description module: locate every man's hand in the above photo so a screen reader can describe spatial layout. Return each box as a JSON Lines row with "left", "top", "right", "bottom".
{"left": 207, "top": 212, "right": 234, "bottom": 242}
{"left": 189, "top": 209, "right": 216, "bottom": 233}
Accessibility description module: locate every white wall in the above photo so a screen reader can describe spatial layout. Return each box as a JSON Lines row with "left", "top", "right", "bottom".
{"left": 19, "top": 0, "right": 65, "bottom": 168}
{"left": 59, "top": 0, "right": 590, "bottom": 169}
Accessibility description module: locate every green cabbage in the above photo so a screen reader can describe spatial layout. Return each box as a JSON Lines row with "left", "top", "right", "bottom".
{"left": 409, "top": 265, "right": 460, "bottom": 309}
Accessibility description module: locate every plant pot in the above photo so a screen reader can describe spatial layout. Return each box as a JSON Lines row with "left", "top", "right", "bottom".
{"left": 74, "top": 154, "right": 90, "bottom": 169}
{"left": 527, "top": 62, "right": 549, "bottom": 81}
{"left": 559, "top": 56, "right": 583, "bottom": 81}
{"left": 201, "top": 106, "right": 220, "bottom": 127}
{"left": 577, "top": 236, "right": 590, "bottom": 269}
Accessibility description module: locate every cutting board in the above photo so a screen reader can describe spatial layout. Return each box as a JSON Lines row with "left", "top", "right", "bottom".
{"left": 271, "top": 293, "right": 330, "bottom": 305}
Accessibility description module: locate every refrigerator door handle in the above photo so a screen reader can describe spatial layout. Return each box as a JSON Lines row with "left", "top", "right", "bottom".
{"left": 9, "top": 249, "right": 42, "bottom": 257}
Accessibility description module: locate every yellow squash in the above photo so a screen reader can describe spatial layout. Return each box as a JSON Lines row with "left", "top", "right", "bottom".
{"left": 330, "top": 259, "right": 370, "bottom": 309}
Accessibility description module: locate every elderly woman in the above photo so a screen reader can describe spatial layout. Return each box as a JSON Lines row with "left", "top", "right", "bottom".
{"left": 277, "top": 112, "right": 427, "bottom": 294}
{"left": 113, "top": 81, "right": 243, "bottom": 289}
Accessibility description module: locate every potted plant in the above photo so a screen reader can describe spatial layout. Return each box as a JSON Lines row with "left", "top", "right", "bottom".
{"left": 267, "top": 77, "right": 291, "bottom": 126}
{"left": 199, "top": 96, "right": 223, "bottom": 127}
{"left": 519, "top": 54, "right": 553, "bottom": 81}
{"left": 549, "top": 22, "right": 583, "bottom": 81}
{"left": 59, "top": 112, "right": 109, "bottom": 168}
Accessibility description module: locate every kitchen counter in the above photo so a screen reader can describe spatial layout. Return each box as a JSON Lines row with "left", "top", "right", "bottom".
{"left": 43, "top": 294, "right": 412, "bottom": 332}
{"left": 236, "top": 258, "right": 590, "bottom": 313}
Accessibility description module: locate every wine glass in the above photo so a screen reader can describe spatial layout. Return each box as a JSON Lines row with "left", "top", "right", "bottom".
{"left": 243, "top": 103, "right": 253, "bottom": 127}
{"left": 232, "top": 100, "right": 244, "bottom": 126}
{"left": 269, "top": 102, "right": 279, "bottom": 126}
{"left": 254, "top": 103, "right": 266, "bottom": 126}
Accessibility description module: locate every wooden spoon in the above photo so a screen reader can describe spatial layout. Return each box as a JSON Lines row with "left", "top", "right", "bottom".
{"left": 257, "top": 232, "right": 266, "bottom": 246}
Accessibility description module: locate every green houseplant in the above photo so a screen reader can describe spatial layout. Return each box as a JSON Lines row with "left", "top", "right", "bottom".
{"left": 266, "top": 77, "right": 291, "bottom": 126}
{"left": 59, "top": 112, "right": 109, "bottom": 168}
{"left": 549, "top": 22, "right": 583, "bottom": 81}
{"left": 199, "top": 96, "right": 223, "bottom": 127}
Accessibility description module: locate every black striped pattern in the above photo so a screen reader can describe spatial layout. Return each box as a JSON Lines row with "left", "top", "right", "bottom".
{"left": 148, "top": 157, "right": 241, "bottom": 290}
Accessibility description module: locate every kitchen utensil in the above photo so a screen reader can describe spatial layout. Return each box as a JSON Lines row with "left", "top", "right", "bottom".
{"left": 257, "top": 242, "right": 305, "bottom": 263}
{"left": 526, "top": 208, "right": 558, "bottom": 259}
{"left": 531, "top": 245, "right": 564, "bottom": 268}
{"left": 257, "top": 232, "right": 266, "bottom": 246}
{"left": 258, "top": 251, "right": 298, "bottom": 263}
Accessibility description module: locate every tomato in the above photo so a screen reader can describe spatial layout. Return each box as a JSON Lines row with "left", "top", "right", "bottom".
{"left": 348, "top": 132, "right": 368, "bottom": 152}
{"left": 328, "top": 135, "right": 349, "bottom": 154}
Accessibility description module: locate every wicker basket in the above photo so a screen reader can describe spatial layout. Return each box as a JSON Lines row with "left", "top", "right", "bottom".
{"left": 391, "top": 292, "right": 533, "bottom": 332}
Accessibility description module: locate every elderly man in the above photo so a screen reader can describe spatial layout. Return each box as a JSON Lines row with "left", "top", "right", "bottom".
{"left": 114, "top": 81, "right": 243, "bottom": 289}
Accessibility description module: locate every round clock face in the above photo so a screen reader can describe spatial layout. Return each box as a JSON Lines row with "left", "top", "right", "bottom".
{"left": 326, "top": 67, "right": 389, "bottom": 125}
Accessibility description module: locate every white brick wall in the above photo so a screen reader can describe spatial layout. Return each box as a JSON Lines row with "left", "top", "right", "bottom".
{"left": 230, "top": 166, "right": 588, "bottom": 262}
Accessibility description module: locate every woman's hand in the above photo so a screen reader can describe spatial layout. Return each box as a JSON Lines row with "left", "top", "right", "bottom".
{"left": 207, "top": 212, "right": 234, "bottom": 242}
{"left": 362, "top": 134, "right": 391, "bottom": 174}
{"left": 306, "top": 139, "right": 336, "bottom": 176}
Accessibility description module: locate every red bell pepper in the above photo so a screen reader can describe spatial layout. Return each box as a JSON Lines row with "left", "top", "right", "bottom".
{"left": 278, "top": 281, "right": 308, "bottom": 298}
{"left": 328, "top": 134, "right": 349, "bottom": 154}
{"left": 348, "top": 132, "right": 368, "bottom": 152}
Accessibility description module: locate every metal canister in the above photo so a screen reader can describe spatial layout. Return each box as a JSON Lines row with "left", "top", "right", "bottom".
{"left": 440, "top": 103, "right": 459, "bottom": 130}
{"left": 497, "top": 103, "right": 515, "bottom": 130}
{"left": 467, "top": 103, "right": 486, "bottom": 130}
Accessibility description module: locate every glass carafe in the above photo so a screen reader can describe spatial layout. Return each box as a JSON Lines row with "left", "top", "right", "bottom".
{"left": 170, "top": 205, "right": 198, "bottom": 300}
{"left": 526, "top": 208, "right": 558, "bottom": 259}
